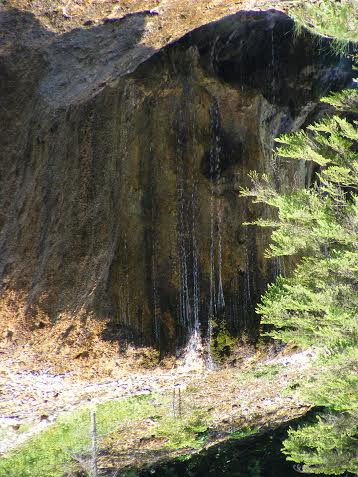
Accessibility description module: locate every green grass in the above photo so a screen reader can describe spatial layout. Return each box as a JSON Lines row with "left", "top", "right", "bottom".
{"left": 290, "top": 0, "right": 358, "bottom": 55}
{"left": 0, "top": 394, "right": 164, "bottom": 477}
{"left": 156, "top": 409, "right": 209, "bottom": 449}
{"left": 230, "top": 426, "right": 259, "bottom": 440}
{"left": 18, "top": 423, "right": 33, "bottom": 434}
{"left": 237, "top": 363, "right": 285, "bottom": 384}
{"left": 175, "top": 453, "right": 192, "bottom": 462}
{"left": 210, "top": 321, "right": 238, "bottom": 363}
{"left": 0, "top": 392, "right": 215, "bottom": 477}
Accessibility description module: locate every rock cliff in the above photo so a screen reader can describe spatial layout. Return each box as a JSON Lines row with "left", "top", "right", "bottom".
{"left": 0, "top": 2, "right": 352, "bottom": 356}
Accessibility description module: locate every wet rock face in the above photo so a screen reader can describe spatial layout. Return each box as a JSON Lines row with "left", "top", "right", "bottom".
{"left": 0, "top": 9, "right": 352, "bottom": 353}
{"left": 196, "top": 12, "right": 348, "bottom": 114}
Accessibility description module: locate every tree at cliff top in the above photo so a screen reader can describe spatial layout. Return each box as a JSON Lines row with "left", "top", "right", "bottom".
{"left": 290, "top": 0, "right": 357, "bottom": 54}
{"left": 240, "top": 2, "right": 358, "bottom": 472}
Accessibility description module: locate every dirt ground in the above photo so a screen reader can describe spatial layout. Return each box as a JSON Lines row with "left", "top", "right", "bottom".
{"left": 4, "top": 0, "right": 298, "bottom": 39}
{"left": 0, "top": 322, "right": 314, "bottom": 462}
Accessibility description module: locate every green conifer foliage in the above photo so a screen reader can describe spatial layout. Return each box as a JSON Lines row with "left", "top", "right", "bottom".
{"left": 241, "top": 83, "right": 358, "bottom": 474}
{"left": 283, "top": 412, "right": 358, "bottom": 475}
{"left": 289, "top": 0, "right": 357, "bottom": 55}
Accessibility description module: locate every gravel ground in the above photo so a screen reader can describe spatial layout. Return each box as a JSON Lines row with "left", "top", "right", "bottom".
{"left": 0, "top": 348, "right": 314, "bottom": 456}
{"left": 0, "top": 356, "right": 206, "bottom": 454}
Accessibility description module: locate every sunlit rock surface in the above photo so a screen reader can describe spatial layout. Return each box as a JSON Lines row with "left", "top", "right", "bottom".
{"left": 0, "top": 5, "right": 352, "bottom": 353}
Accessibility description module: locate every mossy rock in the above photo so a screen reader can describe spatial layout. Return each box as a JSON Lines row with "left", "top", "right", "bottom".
{"left": 210, "top": 321, "right": 238, "bottom": 363}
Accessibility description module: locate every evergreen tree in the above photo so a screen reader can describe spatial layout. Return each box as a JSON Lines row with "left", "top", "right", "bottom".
{"left": 241, "top": 58, "right": 358, "bottom": 476}
{"left": 290, "top": 0, "right": 357, "bottom": 55}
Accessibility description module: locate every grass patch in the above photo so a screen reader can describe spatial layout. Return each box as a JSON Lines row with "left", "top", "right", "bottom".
{"left": 237, "top": 363, "right": 285, "bottom": 384}
{"left": 175, "top": 453, "right": 192, "bottom": 462}
{"left": 230, "top": 426, "right": 259, "bottom": 440}
{"left": 0, "top": 394, "right": 164, "bottom": 477}
{"left": 0, "top": 391, "right": 214, "bottom": 477}
{"left": 18, "top": 423, "right": 33, "bottom": 434}
{"left": 156, "top": 409, "right": 209, "bottom": 449}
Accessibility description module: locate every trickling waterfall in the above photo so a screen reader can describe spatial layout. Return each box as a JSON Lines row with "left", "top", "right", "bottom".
{"left": 175, "top": 98, "right": 228, "bottom": 366}
{"left": 175, "top": 100, "right": 204, "bottom": 357}
{"left": 271, "top": 24, "right": 276, "bottom": 103}
{"left": 210, "top": 35, "right": 220, "bottom": 74}
{"left": 177, "top": 135, "right": 191, "bottom": 330}
{"left": 189, "top": 114, "right": 201, "bottom": 354}
{"left": 179, "top": 89, "right": 204, "bottom": 364}
{"left": 209, "top": 194, "right": 217, "bottom": 320}
{"left": 119, "top": 235, "right": 131, "bottom": 328}
{"left": 273, "top": 256, "right": 285, "bottom": 279}
{"left": 191, "top": 183, "right": 200, "bottom": 339}
{"left": 217, "top": 203, "right": 225, "bottom": 311}
{"left": 207, "top": 189, "right": 216, "bottom": 365}
{"left": 207, "top": 102, "right": 225, "bottom": 364}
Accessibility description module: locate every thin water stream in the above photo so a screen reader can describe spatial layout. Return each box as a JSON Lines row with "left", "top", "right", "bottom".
{"left": 207, "top": 102, "right": 225, "bottom": 365}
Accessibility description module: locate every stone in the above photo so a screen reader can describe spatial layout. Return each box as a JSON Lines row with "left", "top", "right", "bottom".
{"left": 0, "top": 6, "right": 353, "bottom": 355}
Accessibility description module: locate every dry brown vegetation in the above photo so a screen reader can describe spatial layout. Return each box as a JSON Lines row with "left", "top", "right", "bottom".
{"left": 3, "top": 0, "right": 295, "bottom": 41}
